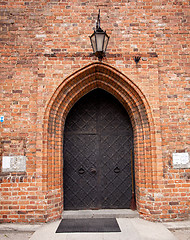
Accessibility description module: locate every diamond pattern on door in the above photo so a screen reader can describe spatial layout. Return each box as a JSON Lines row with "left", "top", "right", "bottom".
{"left": 100, "top": 135, "right": 133, "bottom": 208}
{"left": 65, "top": 92, "right": 97, "bottom": 134}
{"left": 63, "top": 89, "right": 134, "bottom": 210}
{"left": 64, "top": 134, "right": 99, "bottom": 209}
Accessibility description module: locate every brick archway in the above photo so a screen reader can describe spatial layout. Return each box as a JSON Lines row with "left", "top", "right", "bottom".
{"left": 43, "top": 62, "right": 159, "bottom": 221}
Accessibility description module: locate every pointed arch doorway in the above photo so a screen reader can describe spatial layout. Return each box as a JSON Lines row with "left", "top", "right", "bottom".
{"left": 63, "top": 88, "right": 134, "bottom": 210}
{"left": 44, "top": 62, "right": 159, "bottom": 221}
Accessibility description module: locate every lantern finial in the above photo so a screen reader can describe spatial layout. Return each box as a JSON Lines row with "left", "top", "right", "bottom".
{"left": 96, "top": 9, "right": 101, "bottom": 30}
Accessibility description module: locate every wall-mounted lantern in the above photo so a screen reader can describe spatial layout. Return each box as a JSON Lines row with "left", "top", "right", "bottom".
{"left": 89, "top": 10, "right": 110, "bottom": 61}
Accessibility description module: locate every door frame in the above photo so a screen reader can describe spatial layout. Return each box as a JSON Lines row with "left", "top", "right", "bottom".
{"left": 43, "top": 62, "right": 162, "bottom": 221}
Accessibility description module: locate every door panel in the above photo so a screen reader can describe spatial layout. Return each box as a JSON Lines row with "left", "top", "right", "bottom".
{"left": 64, "top": 134, "right": 99, "bottom": 209}
{"left": 63, "top": 89, "right": 134, "bottom": 210}
{"left": 100, "top": 134, "right": 133, "bottom": 208}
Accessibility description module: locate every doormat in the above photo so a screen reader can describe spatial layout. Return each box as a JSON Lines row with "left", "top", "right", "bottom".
{"left": 56, "top": 218, "right": 121, "bottom": 233}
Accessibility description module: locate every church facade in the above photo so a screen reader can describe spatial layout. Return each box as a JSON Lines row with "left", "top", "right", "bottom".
{"left": 0, "top": 0, "right": 189, "bottom": 223}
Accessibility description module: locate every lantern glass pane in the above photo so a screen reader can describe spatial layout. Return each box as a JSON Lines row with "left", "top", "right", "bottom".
{"left": 103, "top": 35, "right": 109, "bottom": 52}
{"left": 96, "top": 33, "right": 104, "bottom": 52}
{"left": 90, "top": 34, "right": 96, "bottom": 53}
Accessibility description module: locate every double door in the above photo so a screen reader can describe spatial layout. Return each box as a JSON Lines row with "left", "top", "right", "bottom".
{"left": 63, "top": 89, "right": 134, "bottom": 210}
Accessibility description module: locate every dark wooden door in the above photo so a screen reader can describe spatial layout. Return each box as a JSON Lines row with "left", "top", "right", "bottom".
{"left": 63, "top": 89, "right": 134, "bottom": 210}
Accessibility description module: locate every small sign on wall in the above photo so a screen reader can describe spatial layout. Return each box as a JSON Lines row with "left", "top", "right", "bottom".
{"left": 2, "top": 156, "right": 26, "bottom": 172}
{"left": 0, "top": 116, "right": 4, "bottom": 123}
{"left": 173, "top": 152, "right": 190, "bottom": 169}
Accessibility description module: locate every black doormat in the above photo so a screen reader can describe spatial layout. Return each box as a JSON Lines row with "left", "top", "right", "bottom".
{"left": 56, "top": 218, "right": 121, "bottom": 233}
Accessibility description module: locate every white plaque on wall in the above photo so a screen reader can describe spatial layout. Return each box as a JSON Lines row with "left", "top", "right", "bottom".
{"left": 173, "top": 152, "right": 190, "bottom": 169}
{"left": 2, "top": 156, "right": 26, "bottom": 172}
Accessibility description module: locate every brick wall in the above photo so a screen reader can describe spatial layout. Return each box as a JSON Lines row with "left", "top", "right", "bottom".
{"left": 0, "top": 0, "right": 189, "bottom": 223}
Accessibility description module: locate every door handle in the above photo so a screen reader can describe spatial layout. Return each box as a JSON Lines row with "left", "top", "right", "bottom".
{"left": 78, "top": 168, "right": 85, "bottom": 174}
{"left": 90, "top": 167, "right": 97, "bottom": 174}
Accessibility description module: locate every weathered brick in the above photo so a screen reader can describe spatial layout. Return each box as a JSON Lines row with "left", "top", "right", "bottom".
{"left": 0, "top": 0, "right": 189, "bottom": 223}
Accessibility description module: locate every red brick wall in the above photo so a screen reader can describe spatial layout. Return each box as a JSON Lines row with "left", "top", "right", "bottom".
{"left": 0, "top": 0, "right": 189, "bottom": 223}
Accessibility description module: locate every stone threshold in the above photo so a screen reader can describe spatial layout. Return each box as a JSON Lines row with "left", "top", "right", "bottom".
{"left": 62, "top": 209, "right": 139, "bottom": 219}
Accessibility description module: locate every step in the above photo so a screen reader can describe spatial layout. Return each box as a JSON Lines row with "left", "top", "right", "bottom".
{"left": 62, "top": 209, "right": 139, "bottom": 219}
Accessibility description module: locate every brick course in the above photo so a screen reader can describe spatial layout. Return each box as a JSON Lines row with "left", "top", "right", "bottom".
{"left": 0, "top": 0, "right": 189, "bottom": 223}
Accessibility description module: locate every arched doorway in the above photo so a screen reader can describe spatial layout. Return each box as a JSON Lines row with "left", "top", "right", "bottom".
{"left": 63, "top": 89, "right": 134, "bottom": 210}
{"left": 43, "top": 62, "right": 160, "bottom": 221}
